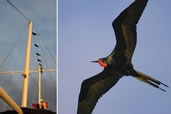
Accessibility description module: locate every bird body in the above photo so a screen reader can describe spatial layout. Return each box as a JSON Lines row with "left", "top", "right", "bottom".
{"left": 77, "top": 0, "right": 168, "bottom": 114}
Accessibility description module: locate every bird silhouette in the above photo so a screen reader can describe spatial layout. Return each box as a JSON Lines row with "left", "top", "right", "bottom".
{"left": 34, "top": 44, "right": 39, "bottom": 48}
{"left": 36, "top": 53, "right": 41, "bottom": 56}
{"left": 77, "top": 0, "right": 169, "bottom": 114}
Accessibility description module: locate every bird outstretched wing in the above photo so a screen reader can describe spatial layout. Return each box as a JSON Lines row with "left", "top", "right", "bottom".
{"left": 77, "top": 69, "right": 123, "bottom": 114}
{"left": 112, "top": 0, "right": 148, "bottom": 62}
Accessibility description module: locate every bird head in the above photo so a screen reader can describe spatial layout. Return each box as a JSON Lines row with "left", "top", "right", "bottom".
{"left": 91, "top": 59, "right": 108, "bottom": 68}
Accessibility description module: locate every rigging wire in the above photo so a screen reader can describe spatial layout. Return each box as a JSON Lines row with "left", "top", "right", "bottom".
{"left": 6, "top": 0, "right": 30, "bottom": 21}
{"left": 30, "top": 75, "right": 37, "bottom": 107}
{"left": 33, "top": 34, "right": 56, "bottom": 94}
{"left": 0, "top": 1, "right": 28, "bottom": 109}
{"left": 38, "top": 39, "right": 56, "bottom": 86}
{"left": 33, "top": 25, "right": 56, "bottom": 65}
{"left": 0, "top": 0, "right": 56, "bottom": 110}
{"left": 6, "top": 0, "right": 56, "bottom": 66}
{"left": 0, "top": 29, "right": 27, "bottom": 69}
{"left": 33, "top": 36, "right": 56, "bottom": 98}
{"left": 30, "top": 35, "right": 43, "bottom": 107}
{"left": 10, "top": 30, "right": 27, "bottom": 71}
{"left": 32, "top": 32, "right": 56, "bottom": 106}
{"left": 2, "top": 28, "right": 27, "bottom": 111}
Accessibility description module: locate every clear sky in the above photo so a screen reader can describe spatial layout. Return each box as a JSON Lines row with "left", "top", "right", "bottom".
{"left": 0, "top": 0, "right": 56, "bottom": 112}
{"left": 59, "top": 0, "right": 171, "bottom": 114}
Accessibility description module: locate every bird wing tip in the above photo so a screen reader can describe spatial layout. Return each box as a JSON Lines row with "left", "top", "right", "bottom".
{"left": 161, "top": 82, "right": 169, "bottom": 88}
{"left": 159, "top": 88, "right": 167, "bottom": 92}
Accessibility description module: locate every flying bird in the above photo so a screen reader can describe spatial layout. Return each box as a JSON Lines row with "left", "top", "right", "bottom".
{"left": 77, "top": 0, "right": 169, "bottom": 114}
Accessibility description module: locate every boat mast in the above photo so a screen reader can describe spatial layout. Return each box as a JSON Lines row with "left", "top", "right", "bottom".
{"left": 21, "top": 21, "right": 33, "bottom": 107}
{"left": 38, "top": 64, "right": 42, "bottom": 105}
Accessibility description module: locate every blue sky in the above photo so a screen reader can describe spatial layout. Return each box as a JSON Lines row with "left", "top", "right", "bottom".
{"left": 59, "top": 0, "right": 171, "bottom": 114}
{"left": 0, "top": 0, "right": 56, "bottom": 112}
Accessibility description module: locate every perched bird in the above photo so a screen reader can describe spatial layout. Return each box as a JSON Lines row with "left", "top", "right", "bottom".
{"left": 36, "top": 53, "right": 41, "bottom": 56}
{"left": 32, "top": 32, "right": 38, "bottom": 35}
{"left": 37, "top": 59, "right": 42, "bottom": 62}
{"left": 34, "top": 44, "right": 39, "bottom": 48}
{"left": 77, "top": 0, "right": 169, "bottom": 114}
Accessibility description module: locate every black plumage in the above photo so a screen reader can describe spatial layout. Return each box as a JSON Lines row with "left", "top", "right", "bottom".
{"left": 77, "top": 0, "right": 168, "bottom": 114}
{"left": 37, "top": 59, "right": 42, "bottom": 62}
{"left": 36, "top": 53, "right": 41, "bottom": 56}
{"left": 32, "top": 32, "right": 38, "bottom": 35}
{"left": 34, "top": 44, "right": 39, "bottom": 48}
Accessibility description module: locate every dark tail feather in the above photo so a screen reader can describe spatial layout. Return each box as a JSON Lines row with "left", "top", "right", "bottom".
{"left": 133, "top": 70, "right": 169, "bottom": 92}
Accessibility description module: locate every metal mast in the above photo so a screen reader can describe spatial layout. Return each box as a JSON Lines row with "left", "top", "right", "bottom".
{"left": 21, "top": 21, "right": 33, "bottom": 107}
{"left": 38, "top": 64, "right": 42, "bottom": 105}
{"left": 0, "top": 20, "right": 56, "bottom": 109}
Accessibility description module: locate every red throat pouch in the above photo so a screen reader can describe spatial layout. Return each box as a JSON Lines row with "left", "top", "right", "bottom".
{"left": 98, "top": 60, "right": 107, "bottom": 67}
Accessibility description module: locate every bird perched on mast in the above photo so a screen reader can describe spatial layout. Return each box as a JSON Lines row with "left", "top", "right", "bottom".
{"left": 77, "top": 0, "right": 169, "bottom": 114}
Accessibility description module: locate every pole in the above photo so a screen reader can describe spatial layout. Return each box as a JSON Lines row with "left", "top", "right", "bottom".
{"left": 38, "top": 64, "right": 41, "bottom": 105}
{"left": 21, "top": 21, "right": 32, "bottom": 107}
{"left": 0, "top": 88, "right": 23, "bottom": 114}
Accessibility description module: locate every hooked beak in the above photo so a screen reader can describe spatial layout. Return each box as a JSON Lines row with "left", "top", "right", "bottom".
{"left": 91, "top": 60, "right": 98, "bottom": 63}
{"left": 91, "top": 60, "right": 108, "bottom": 67}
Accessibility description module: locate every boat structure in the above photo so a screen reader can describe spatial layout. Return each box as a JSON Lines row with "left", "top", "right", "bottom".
{"left": 0, "top": 0, "right": 56, "bottom": 113}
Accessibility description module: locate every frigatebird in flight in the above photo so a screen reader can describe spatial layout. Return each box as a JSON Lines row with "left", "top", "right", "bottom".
{"left": 77, "top": 0, "right": 169, "bottom": 114}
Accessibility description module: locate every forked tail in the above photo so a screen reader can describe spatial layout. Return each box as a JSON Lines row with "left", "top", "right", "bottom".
{"left": 133, "top": 70, "right": 169, "bottom": 92}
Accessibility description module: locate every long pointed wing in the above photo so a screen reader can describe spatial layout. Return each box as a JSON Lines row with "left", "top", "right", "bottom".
{"left": 77, "top": 69, "right": 123, "bottom": 114}
{"left": 112, "top": 0, "right": 148, "bottom": 62}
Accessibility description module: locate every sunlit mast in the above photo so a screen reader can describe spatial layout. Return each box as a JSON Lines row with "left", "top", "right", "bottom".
{"left": 21, "top": 21, "right": 33, "bottom": 107}
{"left": 0, "top": 21, "right": 55, "bottom": 109}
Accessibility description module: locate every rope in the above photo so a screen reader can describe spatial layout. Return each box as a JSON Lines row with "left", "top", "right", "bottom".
{"left": 39, "top": 44, "right": 56, "bottom": 86}
{"left": 32, "top": 25, "right": 56, "bottom": 65}
{"left": 2, "top": 29, "right": 27, "bottom": 111}
{"left": 30, "top": 75, "right": 37, "bottom": 106}
{"left": 32, "top": 29, "right": 56, "bottom": 102}
{"left": 32, "top": 32, "right": 56, "bottom": 105}
{"left": 7, "top": 0, "right": 30, "bottom": 21}
{"left": 41, "top": 36, "right": 56, "bottom": 64}
{"left": 0, "top": 28, "right": 27, "bottom": 69}
{"left": 33, "top": 36, "right": 56, "bottom": 97}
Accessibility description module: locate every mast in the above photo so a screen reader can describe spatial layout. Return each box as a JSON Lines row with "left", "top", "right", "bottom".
{"left": 38, "top": 64, "right": 41, "bottom": 105}
{"left": 32, "top": 64, "right": 48, "bottom": 109}
{"left": 21, "top": 21, "right": 33, "bottom": 107}
{"left": 0, "top": 20, "right": 55, "bottom": 109}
